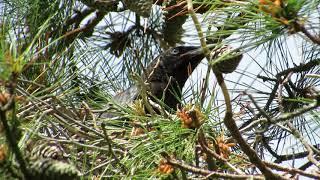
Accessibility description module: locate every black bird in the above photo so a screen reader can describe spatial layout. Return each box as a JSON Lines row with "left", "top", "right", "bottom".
{"left": 112, "top": 46, "right": 206, "bottom": 110}
{"left": 100, "top": 44, "right": 242, "bottom": 118}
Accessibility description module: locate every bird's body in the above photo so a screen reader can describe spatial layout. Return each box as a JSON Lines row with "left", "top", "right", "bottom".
{"left": 114, "top": 46, "right": 205, "bottom": 110}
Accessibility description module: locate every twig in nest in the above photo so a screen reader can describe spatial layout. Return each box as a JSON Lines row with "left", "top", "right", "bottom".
{"left": 101, "top": 123, "right": 128, "bottom": 174}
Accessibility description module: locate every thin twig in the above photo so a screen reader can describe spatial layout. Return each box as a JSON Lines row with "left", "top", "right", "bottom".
{"left": 241, "top": 97, "right": 320, "bottom": 133}
{"left": 270, "top": 99, "right": 319, "bottom": 124}
{"left": 293, "top": 21, "right": 320, "bottom": 45}
{"left": 286, "top": 122, "right": 320, "bottom": 168}
{"left": 161, "top": 152, "right": 264, "bottom": 179}
{"left": 38, "top": 135, "right": 125, "bottom": 155}
{"left": 244, "top": 91, "right": 271, "bottom": 121}
{"left": 101, "top": 123, "right": 128, "bottom": 174}
{"left": 81, "top": 101, "right": 98, "bottom": 130}
{"left": 276, "top": 58, "right": 320, "bottom": 78}
{"left": 265, "top": 161, "right": 320, "bottom": 179}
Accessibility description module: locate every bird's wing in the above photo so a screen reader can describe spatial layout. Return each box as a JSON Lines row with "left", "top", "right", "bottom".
{"left": 97, "top": 85, "right": 139, "bottom": 118}
{"left": 113, "top": 85, "right": 139, "bottom": 105}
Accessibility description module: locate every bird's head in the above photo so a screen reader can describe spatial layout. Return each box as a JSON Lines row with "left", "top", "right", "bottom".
{"left": 144, "top": 46, "right": 206, "bottom": 83}
{"left": 159, "top": 46, "right": 205, "bottom": 85}
{"left": 162, "top": 46, "right": 204, "bottom": 71}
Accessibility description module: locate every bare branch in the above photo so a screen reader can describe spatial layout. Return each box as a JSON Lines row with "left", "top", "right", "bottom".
{"left": 161, "top": 152, "right": 264, "bottom": 179}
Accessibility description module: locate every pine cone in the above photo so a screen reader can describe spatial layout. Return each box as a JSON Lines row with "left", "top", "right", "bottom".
{"left": 28, "top": 140, "right": 65, "bottom": 160}
{"left": 105, "top": 31, "right": 131, "bottom": 57}
{"left": 162, "top": 10, "right": 187, "bottom": 46}
{"left": 210, "top": 45, "right": 243, "bottom": 73}
{"left": 123, "top": 0, "right": 153, "bottom": 17}
{"left": 29, "top": 159, "right": 79, "bottom": 180}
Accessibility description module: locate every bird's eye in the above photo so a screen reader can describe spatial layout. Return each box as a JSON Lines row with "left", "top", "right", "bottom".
{"left": 171, "top": 48, "right": 179, "bottom": 55}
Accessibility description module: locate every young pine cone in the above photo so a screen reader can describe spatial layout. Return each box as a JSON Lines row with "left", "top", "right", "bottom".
{"left": 123, "top": 0, "right": 153, "bottom": 17}
{"left": 210, "top": 45, "right": 243, "bottom": 74}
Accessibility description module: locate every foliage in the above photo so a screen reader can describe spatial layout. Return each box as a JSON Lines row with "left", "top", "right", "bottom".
{"left": 0, "top": 0, "right": 320, "bottom": 179}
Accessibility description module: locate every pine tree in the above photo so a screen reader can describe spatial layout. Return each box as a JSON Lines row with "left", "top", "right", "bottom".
{"left": 0, "top": 0, "right": 320, "bottom": 179}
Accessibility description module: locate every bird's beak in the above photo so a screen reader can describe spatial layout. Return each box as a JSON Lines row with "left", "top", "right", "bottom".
{"left": 181, "top": 44, "right": 216, "bottom": 58}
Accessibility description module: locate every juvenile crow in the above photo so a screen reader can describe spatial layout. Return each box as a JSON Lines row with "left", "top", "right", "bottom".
{"left": 101, "top": 45, "right": 242, "bottom": 118}
{"left": 112, "top": 46, "right": 206, "bottom": 110}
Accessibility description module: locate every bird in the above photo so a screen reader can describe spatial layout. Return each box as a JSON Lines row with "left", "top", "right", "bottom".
{"left": 100, "top": 44, "right": 242, "bottom": 118}
{"left": 112, "top": 46, "right": 206, "bottom": 109}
